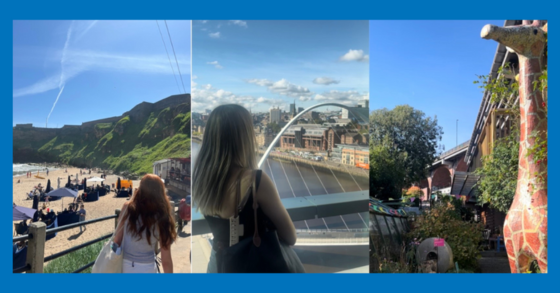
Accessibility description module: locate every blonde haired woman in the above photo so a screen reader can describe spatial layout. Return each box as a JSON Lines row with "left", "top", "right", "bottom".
{"left": 193, "top": 104, "right": 298, "bottom": 273}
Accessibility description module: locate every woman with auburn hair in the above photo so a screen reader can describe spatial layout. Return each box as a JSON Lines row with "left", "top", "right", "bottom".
{"left": 113, "top": 174, "right": 177, "bottom": 273}
{"left": 193, "top": 104, "right": 298, "bottom": 273}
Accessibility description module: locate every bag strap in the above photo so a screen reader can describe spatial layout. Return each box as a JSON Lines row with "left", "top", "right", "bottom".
{"left": 233, "top": 170, "right": 247, "bottom": 218}
{"left": 252, "top": 170, "right": 261, "bottom": 247}
{"left": 112, "top": 205, "right": 129, "bottom": 244}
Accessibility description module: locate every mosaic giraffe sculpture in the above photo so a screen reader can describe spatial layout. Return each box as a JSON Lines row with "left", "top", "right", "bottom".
{"left": 481, "top": 20, "right": 548, "bottom": 273}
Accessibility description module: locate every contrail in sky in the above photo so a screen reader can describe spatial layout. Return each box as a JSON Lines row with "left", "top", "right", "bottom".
{"left": 46, "top": 22, "right": 73, "bottom": 127}
{"left": 47, "top": 85, "right": 65, "bottom": 126}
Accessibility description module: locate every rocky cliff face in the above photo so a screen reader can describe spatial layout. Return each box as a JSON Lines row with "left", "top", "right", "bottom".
{"left": 13, "top": 94, "right": 191, "bottom": 175}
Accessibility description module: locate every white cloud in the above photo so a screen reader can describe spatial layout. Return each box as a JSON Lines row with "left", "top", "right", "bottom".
{"left": 339, "top": 49, "right": 369, "bottom": 63}
{"left": 14, "top": 50, "right": 190, "bottom": 98}
{"left": 207, "top": 61, "right": 223, "bottom": 69}
{"left": 246, "top": 78, "right": 273, "bottom": 87}
{"left": 313, "top": 90, "right": 369, "bottom": 106}
{"left": 192, "top": 83, "right": 284, "bottom": 112}
{"left": 229, "top": 20, "right": 247, "bottom": 28}
{"left": 313, "top": 77, "right": 340, "bottom": 85}
{"left": 201, "top": 20, "right": 208, "bottom": 24}
{"left": 246, "top": 78, "right": 312, "bottom": 98}
{"left": 209, "top": 32, "right": 220, "bottom": 38}
{"left": 192, "top": 75, "right": 198, "bottom": 79}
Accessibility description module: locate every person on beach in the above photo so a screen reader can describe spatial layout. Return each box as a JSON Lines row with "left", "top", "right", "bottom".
{"left": 78, "top": 205, "right": 86, "bottom": 232}
{"left": 113, "top": 174, "right": 177, "bottom": 273}
{"left": 193, "top": 104, "right": 297, "bottom": 273}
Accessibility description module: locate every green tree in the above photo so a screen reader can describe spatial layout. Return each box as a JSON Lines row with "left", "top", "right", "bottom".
{"left": 370, "top": 138, "right": 407, "bottom": 200}
{"left": 475, "top": 130, "right": 519, "bottom": 213}
{"left": 313, "top": 118, "right": 324, "bottom": 124}
{"left": 268, "top": 122, "right": 281, "bottom": 133}
{"left": 369, "top": 105, "right": 443, "bottom": 200}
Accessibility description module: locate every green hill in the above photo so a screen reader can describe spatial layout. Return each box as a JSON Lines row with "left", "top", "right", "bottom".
{"left": 13, "top": 94, "right": 191, "bottom": 176}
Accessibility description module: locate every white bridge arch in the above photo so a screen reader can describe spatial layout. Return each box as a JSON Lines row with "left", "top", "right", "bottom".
{"left": 258, "top": 102, "right": 368, "bottom": 168}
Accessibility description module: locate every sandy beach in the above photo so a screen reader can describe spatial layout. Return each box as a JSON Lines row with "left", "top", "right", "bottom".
{"left": 13, "top": 167, "right": 191, "bottom": 273}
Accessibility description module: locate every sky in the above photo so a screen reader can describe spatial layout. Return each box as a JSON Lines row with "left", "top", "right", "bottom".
{"left": 192, "top": 20, "right": 369, "bottom": 113}
{"left": 370, "top": 20, "right": 506, "bottom": 152}
{"left": 13, "top": 20, "right": 191, "bottom": 127}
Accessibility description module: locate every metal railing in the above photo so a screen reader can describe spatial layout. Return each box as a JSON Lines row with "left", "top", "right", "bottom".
{"left": 13, "top": 201, "right": 183, "bottom": 273}
{"left": 12, "top": 211, "right": 119, "bottom": 274}
{"left": 192, "top": 191, "right": 368, "bottom": 236}
{"left": 295, "top": 228, "right": 369, "bottom": 233}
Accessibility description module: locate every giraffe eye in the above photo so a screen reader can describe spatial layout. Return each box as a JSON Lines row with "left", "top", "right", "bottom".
{"left": 533, "top": 29, "right": 538, "bottom": 35}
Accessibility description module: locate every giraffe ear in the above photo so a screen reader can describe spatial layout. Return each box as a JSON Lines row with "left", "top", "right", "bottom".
{"left": 506, "top": 46, "right": 516, "bottom": 53}
{"left": 542, "top": 23, "right": 548, "bottom": 34}
{"left": 515, "top": 74, "right": 519, "bottom": 82}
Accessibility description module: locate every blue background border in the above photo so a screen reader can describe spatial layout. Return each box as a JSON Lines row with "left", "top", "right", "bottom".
{"left": 1, "top": 0, "right": 556, "bottom": 292}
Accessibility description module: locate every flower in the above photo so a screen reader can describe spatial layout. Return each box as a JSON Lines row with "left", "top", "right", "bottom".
{"left": 542, "top": 102, "right": 546, "bottom": 107}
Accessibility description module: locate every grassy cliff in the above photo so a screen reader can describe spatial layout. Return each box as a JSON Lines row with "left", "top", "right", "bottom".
{"left": 13, "top": 95, "right": 191, "bottom": 176}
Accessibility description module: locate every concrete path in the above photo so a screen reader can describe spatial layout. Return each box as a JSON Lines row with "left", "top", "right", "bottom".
{"left": 478, "top": 251, "right": 511, "bottom": 273}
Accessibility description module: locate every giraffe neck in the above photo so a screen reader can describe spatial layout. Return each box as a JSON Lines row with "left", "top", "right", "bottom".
{"left": 515, "top": 55, "right": 547, "bottom": 208}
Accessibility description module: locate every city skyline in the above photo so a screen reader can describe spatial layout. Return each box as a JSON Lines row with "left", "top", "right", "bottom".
{"left": 192, "top": 20, "right": 369, "bottom": 113}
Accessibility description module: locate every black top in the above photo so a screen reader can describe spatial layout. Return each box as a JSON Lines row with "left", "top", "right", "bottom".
{"left": 205, "top": 170, "right": 276, "bottom": 252}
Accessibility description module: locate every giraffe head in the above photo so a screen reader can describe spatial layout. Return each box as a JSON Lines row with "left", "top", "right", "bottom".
{"left": 481, "top": 20, "right": 547, "bottom": 59}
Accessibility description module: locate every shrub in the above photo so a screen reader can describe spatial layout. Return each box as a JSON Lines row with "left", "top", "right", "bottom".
{"left": 407, "top": 202, "right": 483, "bottom": 271}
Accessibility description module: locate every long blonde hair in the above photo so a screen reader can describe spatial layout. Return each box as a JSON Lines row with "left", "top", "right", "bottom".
{"left": 193, "top": 104, "right": 258, "bottom": 215}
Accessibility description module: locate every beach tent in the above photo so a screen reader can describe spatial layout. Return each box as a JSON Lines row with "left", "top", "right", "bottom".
{"left": 47, "top": 188, "right": 78, "bottom": 210}
{"left": 13, "top": 205, "right": 36, "bottom": 221}
{"left": 88, "top": 177, "right": 105, "bottom": 183}
{"left": 46, "top": 179, "right": 51, "bottom": 193}
{"left": 83, "top": 178, "right": 87, "bottom": 189}
{"left": 67, "top": 176, "right": 71, "bottom": 186}
{"left": 117, "top": 177, "right": 121, "bottom": 190}
{"left": 47, "top": 188, "right": 78, "bottom": 198}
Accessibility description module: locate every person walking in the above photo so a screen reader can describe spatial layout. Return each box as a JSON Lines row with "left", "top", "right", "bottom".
{"left": 193, "top": 104, "right": 301, "bottom": 273}
{"left": 78, "top": 204, "right": 86, "bottom": 232}
{"left": 112, "top": 174, "right": 177, "bottom": 273}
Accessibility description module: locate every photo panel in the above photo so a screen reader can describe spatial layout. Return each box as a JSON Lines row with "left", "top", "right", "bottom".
{"left": 13, "top": 20, "right": 192, "bottom": 273}
{"left": 368, "top": 20, "right": 548, "bottom": 274}
{"left": 191, "top": 20, "right": 370, "bottom": 273}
